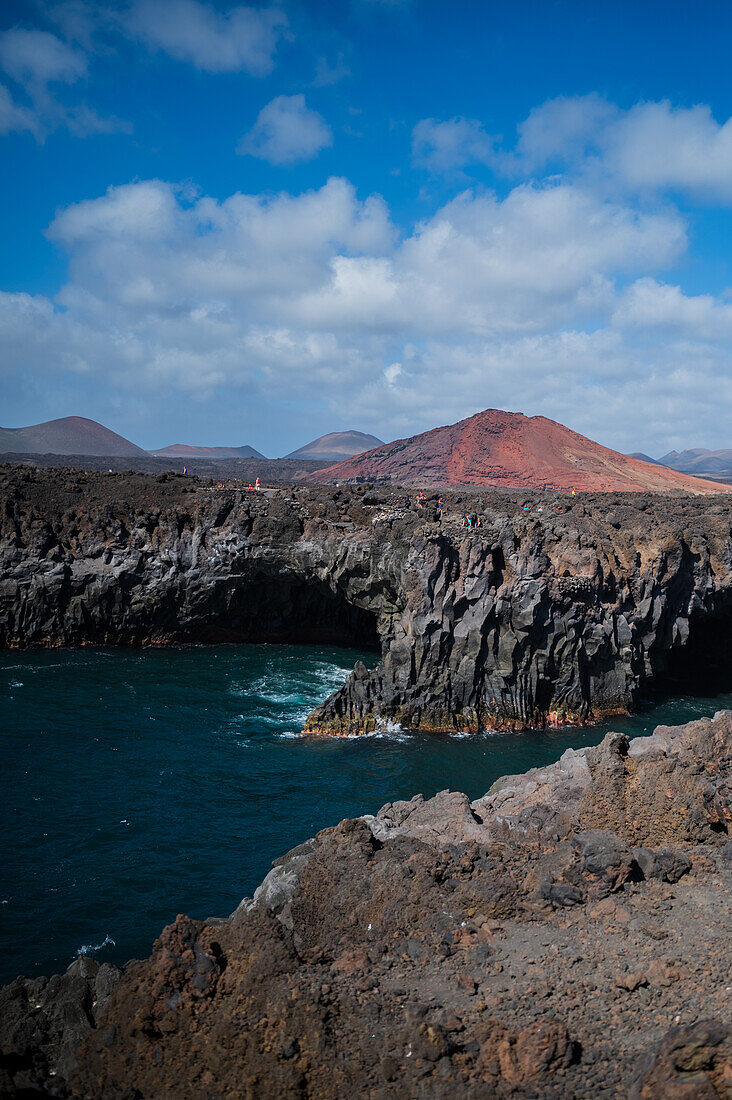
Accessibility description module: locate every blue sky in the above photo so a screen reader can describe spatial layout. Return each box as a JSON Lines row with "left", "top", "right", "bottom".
{"left": 2, "top": 0, "right": 732, "bottom": 455}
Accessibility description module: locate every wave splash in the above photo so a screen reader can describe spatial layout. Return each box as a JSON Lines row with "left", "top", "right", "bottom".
{"left": 77, "top": 933, "right": 115, "bottom": 956}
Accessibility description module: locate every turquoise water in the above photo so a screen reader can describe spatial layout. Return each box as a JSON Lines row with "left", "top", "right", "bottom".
{"left": 1, "top": 644, "right": 730, "bottom": 987}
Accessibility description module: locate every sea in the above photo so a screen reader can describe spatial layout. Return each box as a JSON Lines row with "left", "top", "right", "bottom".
{"left": 1, "top": 643, "right": 730, "bottom": 987}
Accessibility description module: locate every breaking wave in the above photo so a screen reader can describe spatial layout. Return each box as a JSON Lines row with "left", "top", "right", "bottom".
{"left": 77, "top": 934, "right": 115, "bottom": 956}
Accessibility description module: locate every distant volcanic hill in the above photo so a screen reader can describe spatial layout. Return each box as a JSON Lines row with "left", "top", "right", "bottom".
{"left": 627, "top": 452, "right": 664, "bottom": 466}
{"left": 150, "top": 443, "right": 265, "bottom": 460}
{"left": 0, "top": 416, "right": 146, "bottom": 457}
{"left": 658, "top": 448, "right": 732, "bottom": 477}
{"left": 286, "top": 430, "right": 383, "bottom": 463}
{"left": 309, "top": 409, "right": 729, "bottom": 493}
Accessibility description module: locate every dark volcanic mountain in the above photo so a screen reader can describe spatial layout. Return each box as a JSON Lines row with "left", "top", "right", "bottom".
{"left": 627, "top": 452, "right": 664, "bottom": 465}
{"left": 150, "top": 443, "right": 265, "bottom": 459}
{"left": 286, "top": 430, "right": 383, "bottom": 463}
{"left": 0, "top": 416, "right": 145, "bottom": 457}
{"left": 310, "top": 408, "right": 728, "bottom": 492}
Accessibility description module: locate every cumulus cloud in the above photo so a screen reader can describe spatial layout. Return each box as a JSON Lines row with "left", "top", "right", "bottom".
{"left": 127, "top": 0, "right": 287, "bottom": 75}
{"left": 510, "top": 95, "right": 732, "bottom": 201}
{"left": 237, "top": 94, "right": 332, "bottom": 164}
{"left": 607, "top": 101, "right": 732, "bottom": 198}
{"left": 49, "top": 179, "right": 183, "bottom": 244}
{"left": 0, "top": 28, "right": 87, "bottom": 90}
{"left": 412, "top": 116, "right": 496, "bottom": 174}
{"left": 297, "top": 183, "right": 684, "bottom": 335}
{"left": 510, "top": 94, "right": 615, "bottom": 173}
{"left": 3, "top": 168, "right": 729, "bottom": 453}
{"left": 614, "top": 278, "right": 732, "bottom": 338}
{"left": 4, "top": 63, "right": 732, "bottom": 451}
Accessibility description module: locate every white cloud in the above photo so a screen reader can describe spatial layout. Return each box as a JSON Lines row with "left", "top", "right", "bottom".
{"left": 2, "top": 171, "right": 732, "bottom": 454}
{"left": 0, "top": 26, "right": 128, "bottom": 138}
{"left": 0, "top": 83, "right": 38, "bottom": 136}
{"left": 50, "top": 179, "right": 183, "bottom": 244}
{"left": 0, "top": 28, "right": 87, "bottom": 90}
{"left": 127, "top": 0, "right": 287, "bottom": 75}
{"left": 511, "top": 95, "right": 732, "bottom": 201}
{"left": 237, "top": 94, "right": 332, "bottom": 165}
{"left": 608, "top": 101, "right": 732, "bottom": 199}
{"left": 511, "top": 94, "right": 615, "bottom": 173}
{"left": 298, "top": 182, "right": 685, "bottom": 335}
{"left": 614, "top": 278, "right": 732, "bottom": 338}
{"left": 412, "top": 116, "right": 496, "bottom": 174}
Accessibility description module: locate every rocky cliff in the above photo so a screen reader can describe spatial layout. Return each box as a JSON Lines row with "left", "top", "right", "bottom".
{"left": 2, "top": 711, "right": 730, "bottom": 1097}
{"left": 2, "top": 466, "right": 732, "bottom": 733}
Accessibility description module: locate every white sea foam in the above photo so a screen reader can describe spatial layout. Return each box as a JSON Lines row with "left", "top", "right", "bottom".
{"left": 445, "top": 726, "right": 507, "bottom": 739}
{"left": 9, "top": 680, "right": 23, "bottom": 688}
{"left": 376, "top": 717, "right": 403, "bottom": 734}
{"left": 226, "top": 658, "right": 369, "bottom": 741}
{"left": 77, "top": 934, "right": 115, "bottom": 956}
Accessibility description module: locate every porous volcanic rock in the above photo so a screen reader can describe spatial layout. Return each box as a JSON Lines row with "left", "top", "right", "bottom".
{"left": 309, "top": 408, "right": 729, "bottom": 493}
{"left": 2, "top": 466, "right": 732, "bottom": 733}
{"left": 2, "top": 711, "right": 730, "bottom": 1098}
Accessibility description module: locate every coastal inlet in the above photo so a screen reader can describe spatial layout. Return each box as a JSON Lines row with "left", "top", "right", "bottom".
{"left": 2, "top": 642, "right": 731, "bottom": 984}
{"left": 2, "top": 466, "right": 732, "bottom": 734}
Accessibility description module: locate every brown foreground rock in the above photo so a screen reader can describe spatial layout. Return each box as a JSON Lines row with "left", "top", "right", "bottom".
{"left": 1, "top": 711, "right": 731, "bottom": 1098}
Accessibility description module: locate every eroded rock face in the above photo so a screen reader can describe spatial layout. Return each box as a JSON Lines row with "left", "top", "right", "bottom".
{"left": 2, "top": 465, "right": 732, "bottom": 733}
{"left": 629, "top": 1020, "right": 732, "bottom": 1099}
{"left": 2, "top": 712, "right": 730, "bottom": 1098}
{"left": 0, "top": 956, "right": 121, "bottom": 1097}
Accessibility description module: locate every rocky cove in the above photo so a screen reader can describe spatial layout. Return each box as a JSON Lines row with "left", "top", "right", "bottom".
{"left": 2, "top": 465, "right": 732, "bottom": 734}
{"left": 2, "top": 708, "right": 731, "bottom": 1097}
{"left": 1, "top": 465, "right": 732, "bottom": 1097}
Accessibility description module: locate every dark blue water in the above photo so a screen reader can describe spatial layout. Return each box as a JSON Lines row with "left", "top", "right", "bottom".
{"left": 1, "top": 644, "right": 731, "bottom": 987}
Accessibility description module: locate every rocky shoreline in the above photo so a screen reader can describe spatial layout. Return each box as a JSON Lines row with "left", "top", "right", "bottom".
{"left": 1, "top": 710, "right": 730, "bottom": 1097}
{"left": 2, "top": 465, "right": 732, "bottom": 735}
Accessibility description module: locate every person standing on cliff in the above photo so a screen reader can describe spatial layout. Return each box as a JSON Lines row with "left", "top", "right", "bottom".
{"left": 255, "top": 477, "right": 261, "bottom": 491}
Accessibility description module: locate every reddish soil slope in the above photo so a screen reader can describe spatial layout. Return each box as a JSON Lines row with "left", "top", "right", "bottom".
{"left": 0, "top": 416, "right": 145, "bottom": 457}
{"left": 310, "top": 409, "right": 729, "bottom": 492}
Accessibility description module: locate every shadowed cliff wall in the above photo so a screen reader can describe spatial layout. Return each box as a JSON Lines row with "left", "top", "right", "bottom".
{"left": 2, "top": 466, "right": 732, "bottom": 733}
